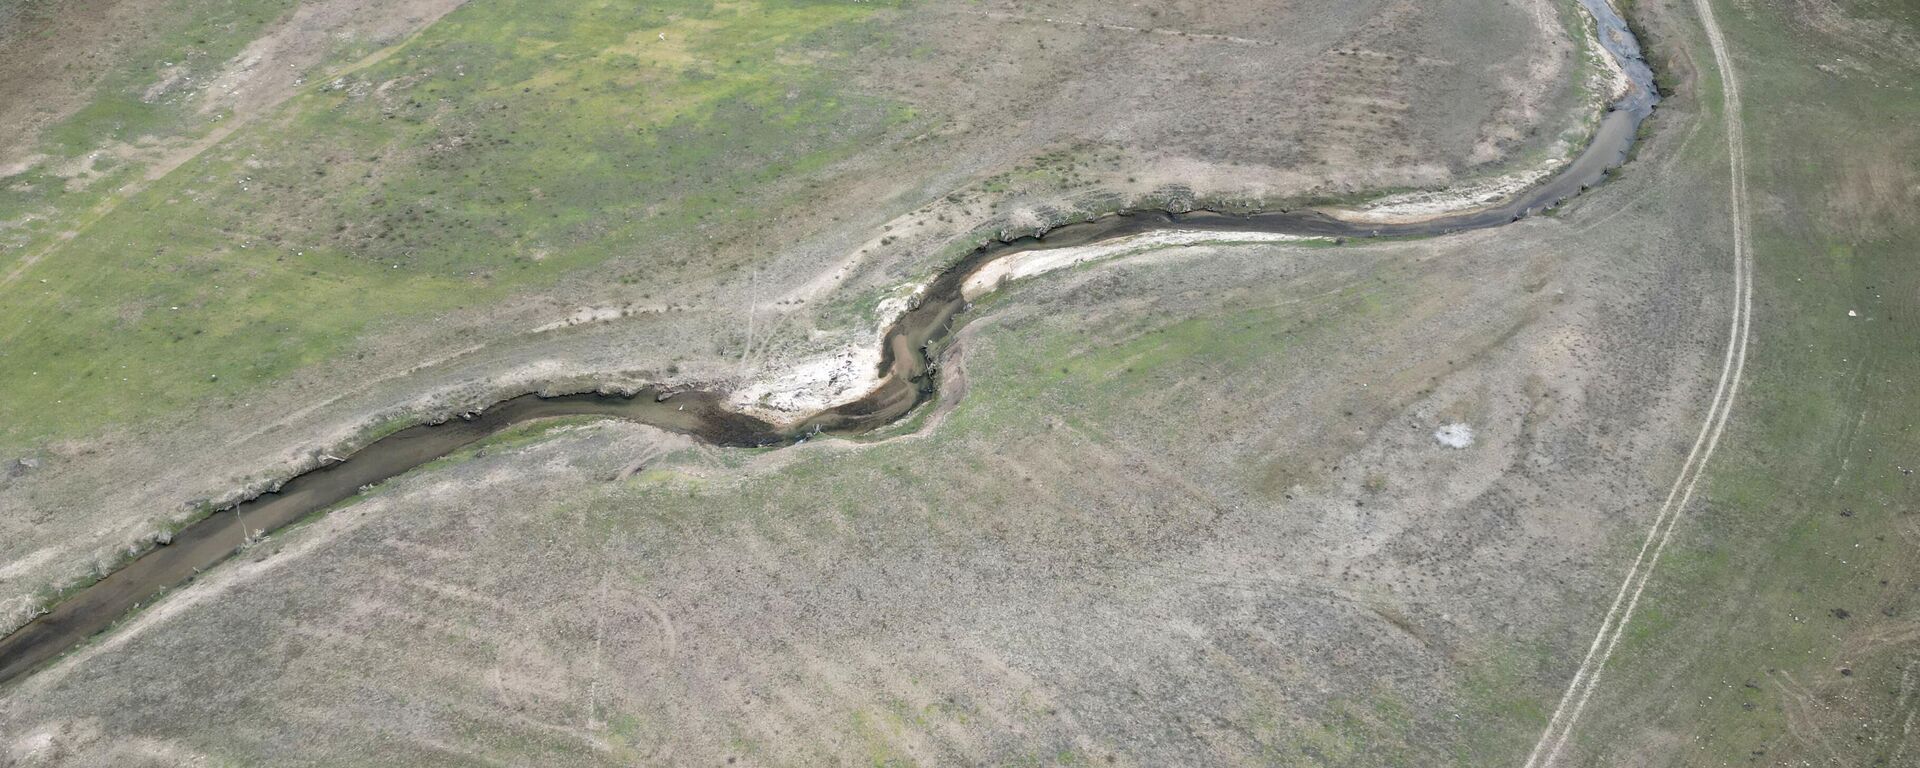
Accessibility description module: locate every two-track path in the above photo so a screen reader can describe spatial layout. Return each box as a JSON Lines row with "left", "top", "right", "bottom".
{"left": 1523, "top": 0, "right": 1753, "bottom": 763}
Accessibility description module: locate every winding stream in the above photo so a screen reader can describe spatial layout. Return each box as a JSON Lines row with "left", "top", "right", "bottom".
{"left": 0, "top": 1, "right": 1661, "bottom": 686}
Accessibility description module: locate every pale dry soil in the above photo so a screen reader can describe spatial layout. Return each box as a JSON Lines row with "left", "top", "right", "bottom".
{"left": 0, "top": 0, "right": 1611, "bottom": 632}
{"left": 0, "top": 124, "right": 1735, "bottom": 762}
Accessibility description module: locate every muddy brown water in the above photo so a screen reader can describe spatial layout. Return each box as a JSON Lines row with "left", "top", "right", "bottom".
{"left": 0, "top": 4, "right": 1660, "bottom": 687}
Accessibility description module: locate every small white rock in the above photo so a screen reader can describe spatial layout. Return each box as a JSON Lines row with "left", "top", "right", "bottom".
{"left": 1434, "top": 423, "right": 1475, "bottom": 449}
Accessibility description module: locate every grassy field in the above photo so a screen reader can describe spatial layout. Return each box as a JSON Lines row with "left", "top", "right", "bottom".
{"left": 0, "top": 0, "right": 908, "bottom": 450}
{"left": 1, "top": 0, "right": 1621, "bottom": 666}
{"left": 1555, "top": 0, "right": 1920, "bottom": 763}
{"left": 0, "top": 0, "right": 1609, "bottom": 461}
{"left": 0, "top": 185, "right": 1737, "bottom": 762}
{"left": 0, "top": 0, "right": 298, "bottom": 163}
{"left": 19, "top": 0, "right": 1906, "bottom": 763}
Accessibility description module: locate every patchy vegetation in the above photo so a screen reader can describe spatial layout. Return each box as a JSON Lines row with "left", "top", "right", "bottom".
{"left": 0, "top": 0, "right": 1600, "bottom": 645}
{"left": 15, "top": 0, "right": 1905, "bottom": 765}
{"left": 1559, "top": 0, "right": 1920, "bottom": 763}
{"left": 0, "top": 0, "right": 908, "bottom": 447}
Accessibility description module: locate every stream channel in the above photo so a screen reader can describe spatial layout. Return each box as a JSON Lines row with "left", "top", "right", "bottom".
{"left": 0, "top": 0, "right": 1660, "bottom": 686}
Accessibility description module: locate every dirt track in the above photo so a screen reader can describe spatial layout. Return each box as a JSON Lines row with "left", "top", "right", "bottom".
{"left": 1523, "top": 0, "right": 1753, "bottom": 761}
{"left": 0, "top": 0, "right": 1771, "bottom": 763}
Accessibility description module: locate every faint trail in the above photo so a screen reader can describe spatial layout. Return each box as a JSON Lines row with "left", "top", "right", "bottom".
{"left": 739, "top": 267, "right": 759, "bottom": 373}
{"left": 0, "top": 9, "right": 450, "bottom": 293}
{"left": 1523, "top": 0, "right": 1753, "bottom": 764}
{"left": 1770, "top": 670, "right": 1845, "bottom": 763}
{"left": 4, "top": 10, "right": 610, "bottom": 461}
{"left": 1896, "top": 660, "right": 1917, "bottom": 764}
{"left": 584, "top": 568, "right": 609, "bottom": 729}
{"left": 940, "top": 8, "right": 1286, "bottom": 47}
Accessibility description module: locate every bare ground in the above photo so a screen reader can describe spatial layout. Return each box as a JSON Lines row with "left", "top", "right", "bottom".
{"left": 0, "top": 0, "right": 1610, "bottom": 633}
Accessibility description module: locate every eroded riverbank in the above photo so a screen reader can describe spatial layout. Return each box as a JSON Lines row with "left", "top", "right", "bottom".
{"left": 0, "top": 0, "right": 1662, "bottom": 688}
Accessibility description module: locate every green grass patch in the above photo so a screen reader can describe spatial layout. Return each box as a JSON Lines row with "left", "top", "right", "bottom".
{"left": 1562, "top": 2, "right": 1920, "bottom": 763}
{"left": 0, "top": 0, "right": 913, "bottom": 451}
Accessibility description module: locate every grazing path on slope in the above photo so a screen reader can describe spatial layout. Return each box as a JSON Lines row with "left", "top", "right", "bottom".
{"left": 1522, "top": 0, "right": 1753, "bottom": 763}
